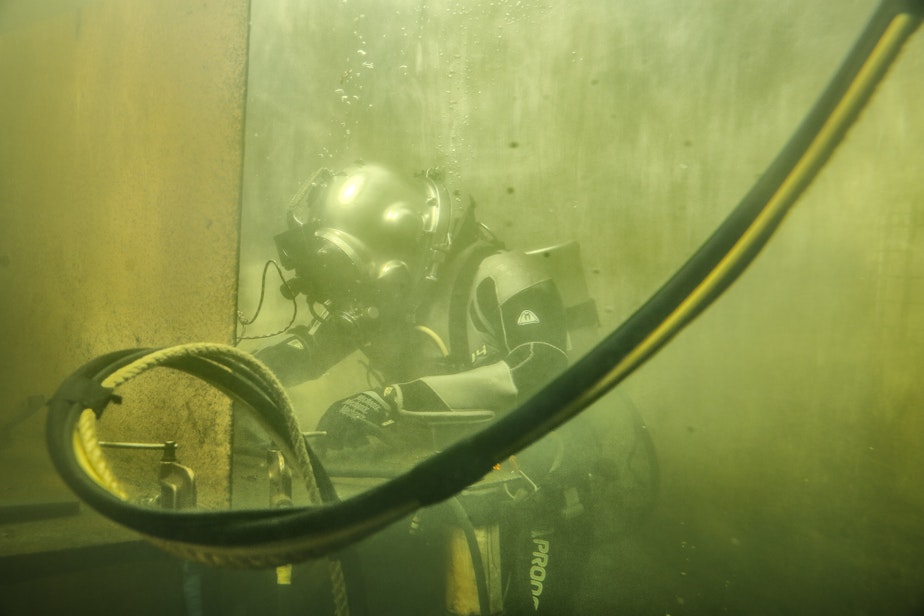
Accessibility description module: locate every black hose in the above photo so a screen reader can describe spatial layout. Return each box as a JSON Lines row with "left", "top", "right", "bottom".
{"left": 45, "top": 0, "right": 923, "bottom": 564}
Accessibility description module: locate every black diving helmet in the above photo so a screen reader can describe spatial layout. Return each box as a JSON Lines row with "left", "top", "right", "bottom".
{"left": 274, "top": 162, "right": 455, "bottom": 328}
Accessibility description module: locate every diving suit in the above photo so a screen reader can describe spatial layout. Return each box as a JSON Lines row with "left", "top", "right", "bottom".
{"left": 249, "top": 161, "right": 589, "bottom": 615}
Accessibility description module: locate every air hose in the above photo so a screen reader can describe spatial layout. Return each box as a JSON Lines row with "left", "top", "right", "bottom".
{"left": 47, "top": 344, "right": 355, "bottom": 612}
{"left": 46, "top": 0, "right": 922, "bottom": 569}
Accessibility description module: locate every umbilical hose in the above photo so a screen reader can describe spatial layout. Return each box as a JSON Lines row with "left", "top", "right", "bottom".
{"left": 46, "top": 0, "right": 923, "bottom": 573}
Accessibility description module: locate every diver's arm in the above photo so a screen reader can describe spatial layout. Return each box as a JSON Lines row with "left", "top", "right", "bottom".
{"left": 397, "top": 255, "right": 571, "bottom": 413}
{"left": 314, "top": 251, "right": 570, "bottom": 446}
{"left": 253, "top": 319, "right": 356, "bottom": 387}
{"left": 398, "top": 341, "right": 569, "bottom": 413}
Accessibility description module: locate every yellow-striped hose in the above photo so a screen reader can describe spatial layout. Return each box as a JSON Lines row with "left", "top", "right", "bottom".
{"left": 577, "top": 8, "right": 922, "bottom": 413}
{"left": 72, "top": 343, "right": 350, "bottom": 616}
{"left": 46, "top": 0, "right": 922, "bottom": 594}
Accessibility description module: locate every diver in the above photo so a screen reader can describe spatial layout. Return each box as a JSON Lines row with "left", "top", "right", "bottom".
{"left": 258, "top": 161, "right": 570, "bottom": 447}
{"left": 251, "top": 161, "right": 589, "bottom": 615}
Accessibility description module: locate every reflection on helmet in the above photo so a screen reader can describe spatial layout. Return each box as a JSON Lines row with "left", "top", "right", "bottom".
{"left": 274, "top": 162, "right": 454, "bottom": 326}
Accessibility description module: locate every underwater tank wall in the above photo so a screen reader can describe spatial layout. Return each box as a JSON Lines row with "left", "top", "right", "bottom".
{"left": 237, "top": 0, "right": 924, "bottom": 614}
{"left": 0, "top": 1, "right": 249, "bottom": 613}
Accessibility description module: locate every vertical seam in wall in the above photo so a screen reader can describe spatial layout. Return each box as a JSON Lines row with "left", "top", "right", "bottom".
{"left": 226, "top": 0, "right": 255, "bottom": 509}
{"left": 232, "top": 0, "right": 255, "bottom": 346}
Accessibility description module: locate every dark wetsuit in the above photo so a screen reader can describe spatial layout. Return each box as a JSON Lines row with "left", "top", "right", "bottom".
{"left": 253, "top": 244, "right": 580, "bottom": 616}
{"left": 255, "top": 246, "right": 570, "bottom": 417}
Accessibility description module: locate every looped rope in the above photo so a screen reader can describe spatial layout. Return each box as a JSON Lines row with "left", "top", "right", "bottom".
{"left": 75, "top": 343, "right": 349, "bottom": 614}
{"left": 99, "top": 344, "right": 321, "bottom": 504}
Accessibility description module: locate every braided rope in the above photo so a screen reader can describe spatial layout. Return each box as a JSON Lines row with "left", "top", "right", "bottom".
{"left": 329, "top": 559, "right": 350, "bottom": 615}
{"left": 100, "top": 343, "right": 321, "bottom": 504}
{"left": 76, "top": 343, "right": 350, "bottom": 614}
{"left": 75, "top": 408, "right": 128, "bottom": 499}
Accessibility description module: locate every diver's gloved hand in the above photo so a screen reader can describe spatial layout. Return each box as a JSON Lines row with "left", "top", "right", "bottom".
{"left": 317, "top": 388, "right": 399, "bottom": 449}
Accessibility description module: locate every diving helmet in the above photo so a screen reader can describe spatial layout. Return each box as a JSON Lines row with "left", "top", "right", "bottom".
{"left": 274, "top": 162, "right": 454, "bottom": 327}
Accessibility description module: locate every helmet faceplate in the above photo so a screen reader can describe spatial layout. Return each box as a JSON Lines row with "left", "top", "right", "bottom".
{"left": 275, "top": 162, "right": 452, "bottom": 326}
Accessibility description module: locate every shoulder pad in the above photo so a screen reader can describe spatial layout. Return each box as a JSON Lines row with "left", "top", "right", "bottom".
{"left": 474, "top": 251, "right": 553, "bottom": 306}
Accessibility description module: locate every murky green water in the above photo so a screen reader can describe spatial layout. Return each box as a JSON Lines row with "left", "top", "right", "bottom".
{"left": 235, "top": 1, "right": 924, "bottom": 614}
{"left": 2, "top": 1, "right": 922, "bottom": 614}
